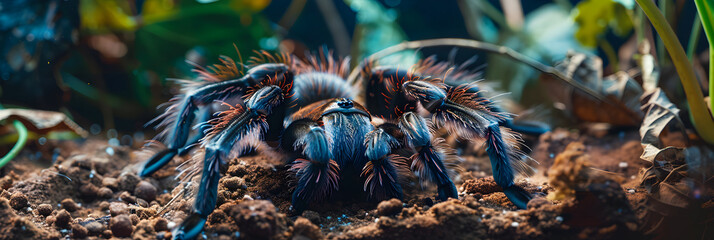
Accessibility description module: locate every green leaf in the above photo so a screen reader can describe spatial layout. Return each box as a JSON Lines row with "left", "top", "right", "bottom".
{"left": 574, "top": 0, "right": 634, "bottom": 47}
{"left": 135, "top": 2, "right": 274, "bottom": 79}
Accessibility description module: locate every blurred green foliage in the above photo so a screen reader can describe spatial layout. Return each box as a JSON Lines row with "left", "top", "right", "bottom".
{"left": 346, "top": 0, "right": 416, "bottom": 65}
{"left": 462, "top": 1, "right": 592, "bottom": 101}
{"left": 573, "top": 0, "right": 633, "bottom": 47}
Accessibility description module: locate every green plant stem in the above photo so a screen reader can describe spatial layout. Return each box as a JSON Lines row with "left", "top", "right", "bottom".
{"left": 0, "top": 120, "right": 28, "bottom": 169}
{"left": 635, "top": 6, "right": 645, "bottom": 45}
{"left": 636, "top": 0, "right": 714, "bottom": 145}
{"left": 694, "top": 0, "right": 714, "bottom": 118}
{"left": 686, "top": 13, "right": 702, "bottom": 61}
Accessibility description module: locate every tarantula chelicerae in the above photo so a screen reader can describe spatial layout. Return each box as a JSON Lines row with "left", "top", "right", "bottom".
{"left": 141, "top": 50, "right": 540, "bottom": 239}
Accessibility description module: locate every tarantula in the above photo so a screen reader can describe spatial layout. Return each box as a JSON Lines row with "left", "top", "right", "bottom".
{"left": 141, "top": 50, "right": 539, "bottom": 239}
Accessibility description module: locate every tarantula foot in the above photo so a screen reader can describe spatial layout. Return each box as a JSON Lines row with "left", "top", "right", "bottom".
{"left": 363, "top": 128, "right": 406, "bottom": 201}
{"left": 172, "top": 213, "right": 207, "bottom": 240}
{"left": 436, "top": 180, "right": 458, "bottom": 201}
{"left": 140, "top": 148, "right": 177, "bottom": 177}
{"left": 503, "top": 185, "right": 531, "bottom": 209}
{"left": 290, "top": 158, "right": 340, "bottom": 213}
{"left": 362, "top": 157, "right": 405, "bottom": 201}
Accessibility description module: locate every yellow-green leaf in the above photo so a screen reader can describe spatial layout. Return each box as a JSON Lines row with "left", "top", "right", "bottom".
{"left": 574, "top": 0, "right": 633, "bottom": 47}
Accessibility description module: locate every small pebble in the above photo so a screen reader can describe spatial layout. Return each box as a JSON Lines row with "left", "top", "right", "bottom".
{"left": 556, "top": 216, "right": 564, "bottom": 222}
{"left": 98, "top": 187, "right": 114, "bottom": 199}
{"left": 102, "top": 177, "right": 119, "bottom": 189}
{"left": 99, "top": 201, "right": 110, "bottom": 211}
{"left": 110, "top": 215, "right": 133, "bottom": 237}
{"left": 85, "top": 221, "right": 105, "bottom": 236}
{"left": 71, "top": 223, "right": 88, "bottom": 238}
{"left": 9, "top": 192, "right": 29, "bottom": 210}
{"left": 110, "top": 202, "right": 129, "bottom": 216}
{"left": 55, "top": 210, "right": 72, "bottom": 228}
{"left": 511, "top": 222, "right": 519, "bottom": 227}
{"left": 242, "top": 195, "right": 253, "bottom": 201}
{"left": 153, "top": 218, "right": 169, "bottom": 232}
{"left": 118, "top": 173, "right": 141, "bottom": 192}
{"left": 37, "top": 203, "right": 53, "bottom": 216}
{"left": 130, "top": 214, "right": 140, "bottom": 225}
{"left": 619, "top": 162, "right": 628, "bottom": 168}
{"left": 61, "top": 198, "right": 79, "bottom": 212}
{"left": 628, "top": 189, "right": 636, "bottom": 193}
{"left": 134, "top": 181, "right": 157, "bottom": 202}
{"left": 79, "top": 184, "right": 99, "bottom": 199}
{"left": 102, "top": 230, "right": 112, "bottom": 238}
{"left": 376, "top": 198, "right": 403, "bottom": 216}
{"left": 118, "top": 191, "right": 136, "bottom": 204}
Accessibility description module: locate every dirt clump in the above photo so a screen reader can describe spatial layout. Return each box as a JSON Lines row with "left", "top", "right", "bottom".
{"left": 110, "top": 214, "right": 134, "bottom": 237}
{"left": 377, "top": 198, "right": 403, "bottom": 216}
{"left": 293, "top": 217, "right": 323, "bottom": 240}
{"left": 84, "top": 220, "right": 105, "bottom": 236}
{"left": 36, "top": 203, "right": 53, "bottom": 216}
{"left": 9, "top": 192, "right": 28, "bottom": 210}
{"left": 54, "top": 209, "right": 72, "bottom": 228}
{"left": 224, "top": 199, "right": 289, "bottom": 239}
{"left": 0, "top": 198, "right": 55, "bottom": 240}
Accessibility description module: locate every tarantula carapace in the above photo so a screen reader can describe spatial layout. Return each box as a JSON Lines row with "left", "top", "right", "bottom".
{"left": 141, "top": 50, "right": 537, "bottom": 239}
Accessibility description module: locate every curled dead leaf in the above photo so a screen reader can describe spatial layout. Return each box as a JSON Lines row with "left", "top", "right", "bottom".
{"left": 541, "top": 52, "right": 644, "bottom": 126}
{"left": 0, "top": 109, "right": 88, "bottom": 137}
{"left": 637, "top": 88, "right": 714, "bottom": 239}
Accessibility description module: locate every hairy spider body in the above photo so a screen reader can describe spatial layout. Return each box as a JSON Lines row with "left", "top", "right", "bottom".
{"left": 142, "top": 51, "right": 537, "bottom": 239}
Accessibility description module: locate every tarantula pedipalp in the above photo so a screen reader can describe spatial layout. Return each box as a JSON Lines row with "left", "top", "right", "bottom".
{"left": 141, "top": 50, "right": 538, "bottom": 239}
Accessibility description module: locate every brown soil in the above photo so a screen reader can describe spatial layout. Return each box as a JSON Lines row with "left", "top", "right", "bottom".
{"left": 0, "top": 127, "right": 674, "bottom": 239}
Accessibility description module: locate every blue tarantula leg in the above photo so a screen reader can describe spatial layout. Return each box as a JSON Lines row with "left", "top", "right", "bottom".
{"left": 399, "top": 112, "right": 459, "bottom": 200}
{"left": 173, "top": 147, "right": 221, "bottom": 240}
{"left": 178, "top": 106, "right": 213, "bottom": 156}
{"left": 142, "top": 64, "right": 293, "bottom": 177}
{"left": 174, "top": 86, "right": 284, "bottom": 239}
{"left": 484, "top": 124, "right": 532, "bottom": 209}
{"left": 289, "top": 126, "right": 339, "bottom": 213}
{"left": 361, "top": 128, "right": 407, "bottom": 201}
{"left": 141, "top": 96, "right": 199, "bottom": 177}
{"left": 445, "top": 83, "right": 550, "bottom": 135}
{"left": 403, "top": 81, "right": 535, "bottom": 209}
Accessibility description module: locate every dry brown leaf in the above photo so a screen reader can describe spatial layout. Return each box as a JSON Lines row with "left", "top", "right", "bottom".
{"left": 639, "top": 88, "right": 687, "bottom": 159}
{"left": 0, "top": 109, "right": 88, "bottom": 137}
{"left": 541, "top": 52, "right": 644, "bottom": 126}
